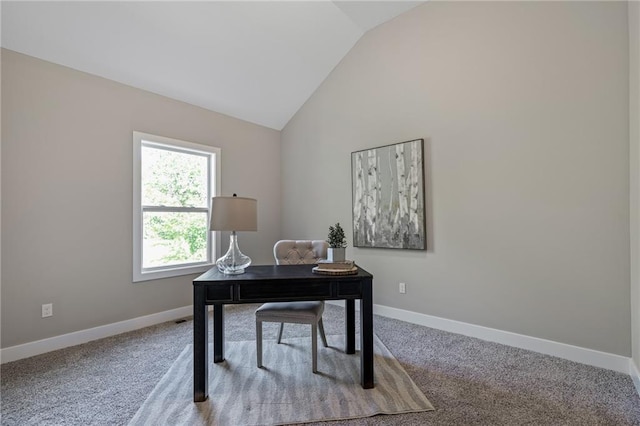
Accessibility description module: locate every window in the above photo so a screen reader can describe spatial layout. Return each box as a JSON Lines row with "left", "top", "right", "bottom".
{"left": 133, "top": 131, "right": 220, "bottom": 282}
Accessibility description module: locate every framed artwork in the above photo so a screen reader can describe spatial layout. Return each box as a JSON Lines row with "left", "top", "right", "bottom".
{"left": 351, "top": 139, "right": 426, "bottom": 250}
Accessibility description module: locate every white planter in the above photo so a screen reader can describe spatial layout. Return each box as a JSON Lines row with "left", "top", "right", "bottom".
{"left": 327, "top": 247, "right": 346, "bottom": 262}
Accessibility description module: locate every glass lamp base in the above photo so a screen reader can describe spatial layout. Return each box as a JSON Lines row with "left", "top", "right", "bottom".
{"left": 216, "top": 232, "right": 251, "bottom": 274}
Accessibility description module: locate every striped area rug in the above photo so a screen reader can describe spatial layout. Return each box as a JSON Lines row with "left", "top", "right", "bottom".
{"left": 128, "top": 334, "right": 434, "bottom": 425}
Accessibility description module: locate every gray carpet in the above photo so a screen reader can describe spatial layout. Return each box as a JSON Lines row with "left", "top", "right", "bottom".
{"left": 2, "top": 303, "right": 640, "bottom": 425}
{"left": 128, "top": 336, "right": 433, "bottom": 425}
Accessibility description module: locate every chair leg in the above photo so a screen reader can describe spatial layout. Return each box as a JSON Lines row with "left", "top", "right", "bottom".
{"left": 311, "top": 324, "right": 318, "bottom": 373}
{"left": 256, "top": 320, "right": 263, "bottom": 368}
{"left": 277, "top": 322, "right": 285, "bottom": 344}
{"left": 318, "top": 318, "right": 328, "bottom": 348}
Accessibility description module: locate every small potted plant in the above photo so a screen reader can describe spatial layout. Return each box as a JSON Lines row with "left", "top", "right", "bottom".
{"left": 327, "top": 222, "right": 347, "bottom": 262}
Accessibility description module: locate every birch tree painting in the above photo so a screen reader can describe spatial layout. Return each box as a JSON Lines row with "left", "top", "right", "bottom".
{"left": 351, "top": 139, "right": 425, "bottom": 250}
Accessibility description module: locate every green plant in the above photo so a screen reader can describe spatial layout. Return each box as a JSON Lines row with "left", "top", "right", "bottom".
{"left": 327, "top": 222, "right": 347, "bottom": 248}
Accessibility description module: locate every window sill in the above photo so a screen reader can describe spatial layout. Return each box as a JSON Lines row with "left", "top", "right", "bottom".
{"left": 133, "top": 263, "right": 214, "bottom": 282}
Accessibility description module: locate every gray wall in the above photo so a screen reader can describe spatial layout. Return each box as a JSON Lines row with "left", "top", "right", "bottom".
{"left": 1, "top": 49, "right": 281, "bottom": 348}
{"left": 631, "top": 0, "right": 640, "bottom": 370}
{"left": 281, "top": 1, "right": 631, "bottom": 356}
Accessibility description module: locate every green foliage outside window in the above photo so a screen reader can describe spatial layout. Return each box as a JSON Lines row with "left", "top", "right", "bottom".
{"left": 142, "top": 146, "right": 209, "bottom": 267}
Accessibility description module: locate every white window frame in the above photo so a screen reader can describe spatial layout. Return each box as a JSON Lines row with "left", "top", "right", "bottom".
{"left": 133, "top": 131, "right": 221, "bottom": 282}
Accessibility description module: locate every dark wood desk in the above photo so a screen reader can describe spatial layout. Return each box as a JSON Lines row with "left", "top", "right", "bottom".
{"left": 192, "top": 264, "right": 374, "bottom": 402}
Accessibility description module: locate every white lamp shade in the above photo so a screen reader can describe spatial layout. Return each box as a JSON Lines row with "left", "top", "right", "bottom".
{"left": 210, "top": 196, "right": 257, "bottom": 231}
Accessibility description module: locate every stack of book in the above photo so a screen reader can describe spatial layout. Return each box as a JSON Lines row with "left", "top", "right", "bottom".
{"left": 312, "top": 259, "right": 358, "bottom": 275}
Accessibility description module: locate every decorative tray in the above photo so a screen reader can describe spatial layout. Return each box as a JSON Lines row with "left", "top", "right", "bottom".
{"left": 312, "top": 266, "right": 359, "bottom": 275}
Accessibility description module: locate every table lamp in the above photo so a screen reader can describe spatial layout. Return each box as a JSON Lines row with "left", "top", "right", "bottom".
{"left": 210, "top": 194, "right": 257, "bottom": 274}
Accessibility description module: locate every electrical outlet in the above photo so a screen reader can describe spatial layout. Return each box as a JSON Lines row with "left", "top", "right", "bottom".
{"left": 399, "top": 282, "right": 406, "bottom": 294}
{"left": 42, "top": 303, "right": 53, "bottom": 318}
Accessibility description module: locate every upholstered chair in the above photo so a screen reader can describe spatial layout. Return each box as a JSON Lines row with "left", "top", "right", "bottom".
{"left": 256, "top": 240, "right": 329, "bottom": 373}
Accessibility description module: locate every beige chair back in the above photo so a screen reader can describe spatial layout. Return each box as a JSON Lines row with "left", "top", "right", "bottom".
{"left": 273, "top": 240, "right": 328, "bottom": 265}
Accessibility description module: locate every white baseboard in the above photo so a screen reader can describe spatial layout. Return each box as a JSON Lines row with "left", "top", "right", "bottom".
{"left": 372, "top": 304, "right": 631, "bottom": 374}
{"left": 0, "top": 301, "right": 634, "bottom": 385}
{"left": 327, "top": 301, "right": 632, "bottom": 374}
{"left": 0, "top": 305, "right": 193, "bottom": 364}
{"left": 631, "top": 359, "right": 640, "bottom": 397}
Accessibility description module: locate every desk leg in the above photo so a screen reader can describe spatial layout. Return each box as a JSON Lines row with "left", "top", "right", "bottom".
{"left": 193, "top": 286, "right": 208, "bottom": 402}
{"left": 361, "top": 279, "right": 374, "bottom": 388}
{"left": 345, "top": 299, "right": 355, "bottom": 354}
{"left": 213, "top": 303, "right": 224, "bottom": 363}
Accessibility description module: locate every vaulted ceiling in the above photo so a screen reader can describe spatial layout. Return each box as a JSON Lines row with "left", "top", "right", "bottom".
{"left": 2, "top": 1, "right": 424, "bottom": 130}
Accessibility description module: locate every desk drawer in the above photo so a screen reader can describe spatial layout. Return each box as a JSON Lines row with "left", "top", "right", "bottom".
{"left": 206, "top": 284, "right": 234, "bottom": 302}
{"left": 238, "top": 280, "right": 331, "bottom": 301}
{"left": 336, "top": 280, "right": 362, "bottom": 297}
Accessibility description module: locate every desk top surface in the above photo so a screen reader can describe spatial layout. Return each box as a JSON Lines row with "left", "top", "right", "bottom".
{"left": 194, "top": 264, "right": 372, "bottom": 284}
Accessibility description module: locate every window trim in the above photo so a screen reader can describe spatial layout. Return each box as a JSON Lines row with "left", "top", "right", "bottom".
{"left": 133, "top": 131, "right": 221, "bottom": 282}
